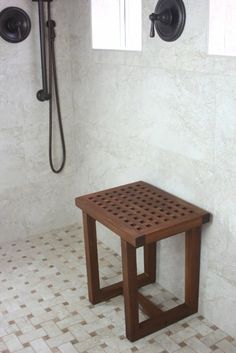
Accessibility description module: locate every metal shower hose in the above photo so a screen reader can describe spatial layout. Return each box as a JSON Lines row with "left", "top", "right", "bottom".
{"left": 47, "top": 2, "right": 66, "bottom": 173}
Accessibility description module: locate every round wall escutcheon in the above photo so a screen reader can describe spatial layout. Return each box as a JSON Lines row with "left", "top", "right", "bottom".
{"left": 0, "top": 7, "right": 31, "bottom": 43}
{"left": 151, "top": 0, "right": 186, "bottom": 42}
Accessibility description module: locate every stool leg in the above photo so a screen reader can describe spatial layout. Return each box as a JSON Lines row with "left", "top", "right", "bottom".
{"left": 121, "top": 240, "right": 139, "bottom": 341}
{"left": 83, "top": 212, "right": 100, "bottom": 304}
{"left": 185, "top": 227, "right": 201, "bottom": 312}
{"left": 144, "top": 243, "right": 157, "bottom": 283}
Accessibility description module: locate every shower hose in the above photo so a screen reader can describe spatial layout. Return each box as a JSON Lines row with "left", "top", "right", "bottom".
{"left": 47, "top": 2, "right": 66, "bottom": 174}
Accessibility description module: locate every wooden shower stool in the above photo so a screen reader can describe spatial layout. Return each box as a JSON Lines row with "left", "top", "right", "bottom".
{"left": 75, "top": 181, "right": 210, "bottom": 342}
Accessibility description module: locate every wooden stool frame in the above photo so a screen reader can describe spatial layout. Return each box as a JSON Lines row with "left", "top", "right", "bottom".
{"left": 76, "top": 182, "right": 210, "bottom": 342}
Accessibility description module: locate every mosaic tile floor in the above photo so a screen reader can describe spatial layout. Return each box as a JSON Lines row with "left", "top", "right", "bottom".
{"left": 0, "top": 224, "right": 235, "bottom": 353}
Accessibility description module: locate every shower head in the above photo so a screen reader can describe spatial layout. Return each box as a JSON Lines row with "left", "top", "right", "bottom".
{"left": 0, "top": 7, "right": 31, "bottom": 43}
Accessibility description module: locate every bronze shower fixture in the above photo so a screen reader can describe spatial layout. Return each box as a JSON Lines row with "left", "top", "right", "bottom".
{"left": 0, "top": 7, "right": 31, "bottom": 43}
{"left": 149, "top": 0, "right": 186, "bottom": 41}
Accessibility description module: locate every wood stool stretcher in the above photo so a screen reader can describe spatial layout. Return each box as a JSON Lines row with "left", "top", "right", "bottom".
{"left": 75, "top": 181, "right": 211, "bottom": 342}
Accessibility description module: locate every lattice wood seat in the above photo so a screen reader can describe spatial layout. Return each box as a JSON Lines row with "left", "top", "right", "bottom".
{"left": 75, "top": 181, "right": 211, "bottom": 342}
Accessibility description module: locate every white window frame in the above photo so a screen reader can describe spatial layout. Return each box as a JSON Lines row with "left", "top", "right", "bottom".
{"left": 208, "top": 0, "right": 236, "bottom": 56}
{"left": 91, "top": 0, "right": 142, "bottom": 51}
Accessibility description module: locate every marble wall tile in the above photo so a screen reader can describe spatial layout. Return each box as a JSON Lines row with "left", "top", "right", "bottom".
{"left": 0, "top": 187, "right": 28, "bottom": 242}
{"left": 0, "top": 63, "right": 35, "bottom": 130}
{"left": 201, "top": 270, "right": 236, "bottom": 337}
{"left": 23, "top": 174, "right": 78, "bottom": 236}
{"left": 215, "top": 73, "right": 236, "bottom": 173}
{"left": 0, "top": 127, "right": 26, "bottom": 192}
{"left": 139, "top": 67, "right": 216, "bottom": 163}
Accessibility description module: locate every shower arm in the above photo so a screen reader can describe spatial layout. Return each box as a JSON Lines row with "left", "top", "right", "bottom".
{"left": 37, "top": 0, "right": 50, "bottom": 101}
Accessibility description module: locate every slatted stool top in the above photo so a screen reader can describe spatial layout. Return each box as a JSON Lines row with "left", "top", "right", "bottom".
{"left": 75, "top": 181, "right": 210, "bottom": 247}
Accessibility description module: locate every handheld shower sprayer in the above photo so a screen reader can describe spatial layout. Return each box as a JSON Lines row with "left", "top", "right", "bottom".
{"left": 33, "top": 0, "right": 66, "bottom": 174}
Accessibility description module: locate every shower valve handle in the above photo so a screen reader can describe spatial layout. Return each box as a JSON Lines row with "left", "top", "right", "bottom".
{"left": 17, "top": 24, "right": 22, "bottom": 40}
{"left": 7, "top": 18, "right": 23, "bottom": 40}
{"left": 149, "top": 10, "right": 173, "bottom": 38}
{"left": 149, "top": 14, "right": 155, "bottom": 38}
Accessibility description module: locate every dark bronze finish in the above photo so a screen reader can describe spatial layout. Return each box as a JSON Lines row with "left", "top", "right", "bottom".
{"left": 37, "top": 0, "right": 50, "bottom": 101}
{"left": 0, "top": 7, "right": 31, "bottom": 43}
{"left": 149, "top": 0, "right": 186, "bottom": 41}
{"left": 33, "top": 0, "right": 66, "bottom": 174}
